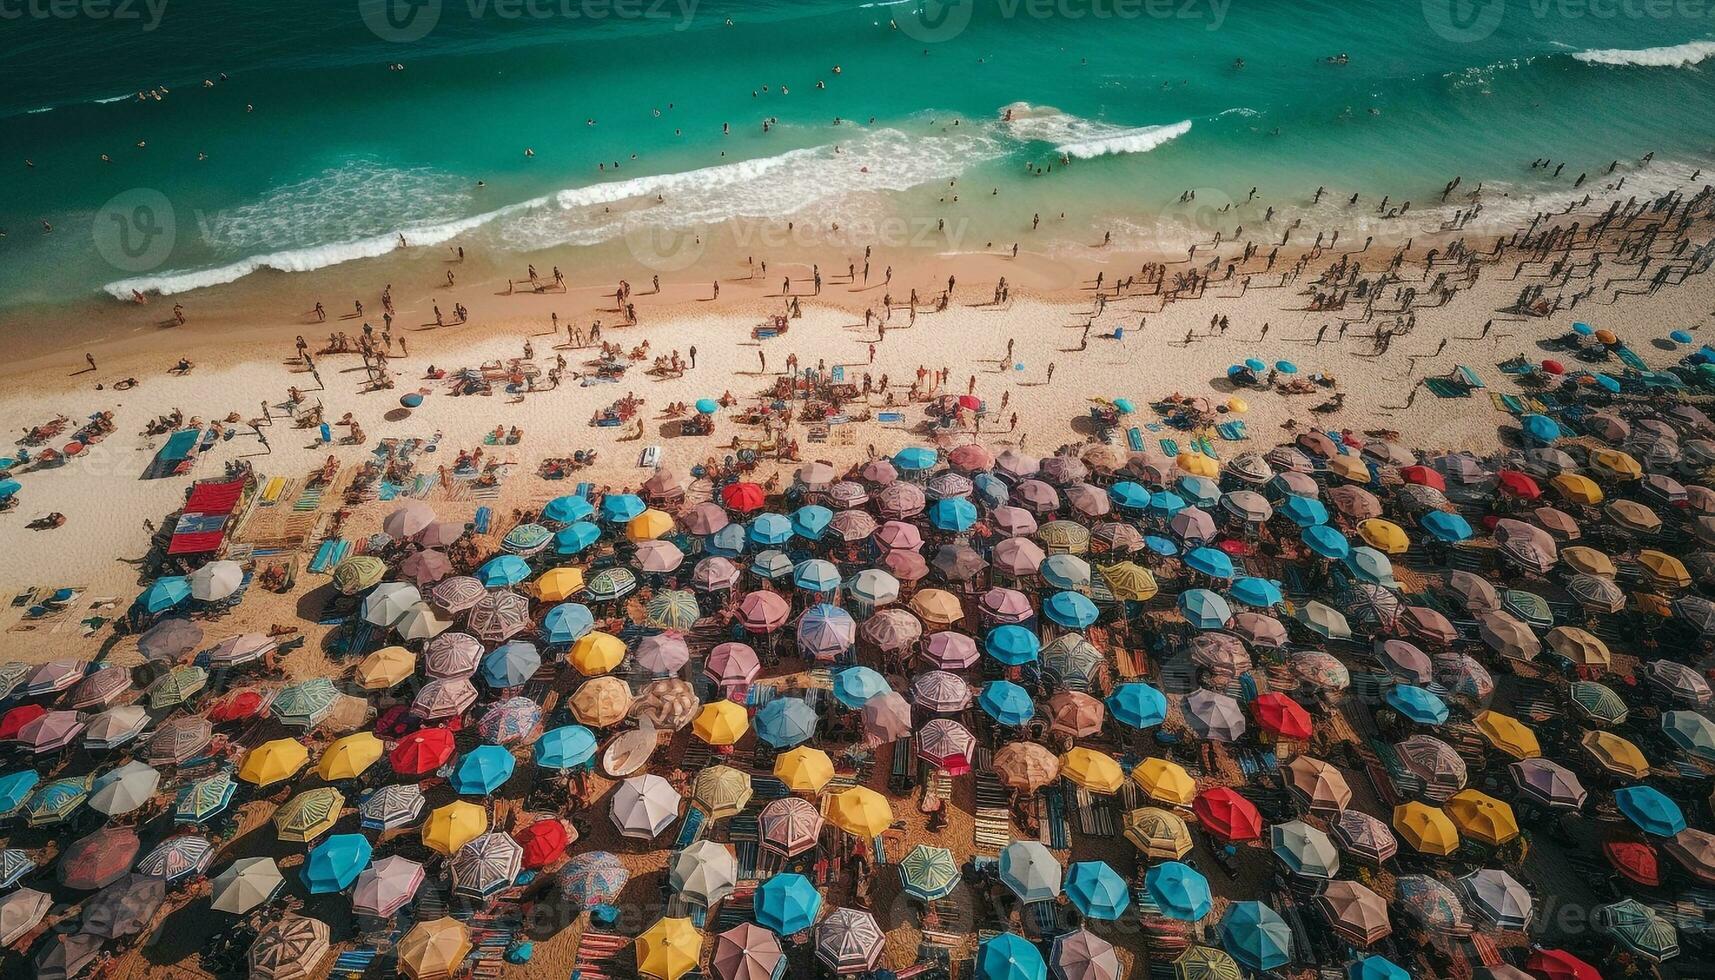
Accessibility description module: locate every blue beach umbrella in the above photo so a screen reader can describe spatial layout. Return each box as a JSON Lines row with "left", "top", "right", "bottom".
{"left": 986, "top": 625, "right": 1041, "bottom": 666}
{"left": 980, "top": 681, "right": 1036, "bottom": 726}
{"left": 477, "top": 555, "right": 531, "bottom": 588}
{"left": 792, "top": 559, "right": 841, "bottom": 594}
{"left": 1220, "top": 901, "right": 1292, "bottom": 972}
{"left": 707, "top": 524, "right": 748, "bottom": 557}
{"left": 541, "top": 603, "right": 594, "bottom": 644}
{"left": 695, "top": 398, "right": 719, "bottom": 415}
{"left": 1385, "top": 685, "right": 1450, "bottom": 725}
{"left": 1418, "top": 510, "right": 1472, "bottom": 543}
{"left": 747, "top": 513, "right": 792, "bottom": 546}
{"left": 138, "top": 577, "right": 191, "bottom": 614}
{"left": 1108, "top": 481, "right": 1151, "bottom": 510}
{"left": 1302, "top": 525, "right": 1351, "bottom": 559}
{"left": 929, "top": 498, "right": 978, "bottom": 532}
{"left": 1177, "top": 476, "right": 1221, "bottom": 509}
{"left": 533, "top": 726, "right": 597, "bottom": 770}
{"left": 1615, "top": 785, "right": 1687, "bottom": 836}
{"left": 1671, "top": 330, "right": 1694, "bottom": 344}
{"left": 977, "top": 933, "right": 1046, "bottom": 980}
{"left": 1350, "top": 956, "right": 1411, "bottom": 980}
{"left": 894, "top": 447, "right": 939, "bottom": 472}
{"left": 973, "top": 473, "right": 1009, "bottom": 508}
{"left": 1108, "top": 683, "right": 1168, "bottom": 728}
{"left": 1184, "top": 547, "right": 1235, "bottom": 580}
{"left": 1520, "top": 414, "right": 1561, "bottom": 443}
{"left": 1276, "top": 360, "right": 1299, "bottom": 374}
{"left": 599, "top": 493, "right": 646, "bottom": 523}
{"left": 1344, "top": 547, "right": 1397, "bottom": 586}
{"left": 451, "top": 745, "right": 516, "bottom": 794}
{"left": 553, "top": 522, "right": 600, "bottom": 555}
{"left": 1244, "top": 358, "right": 1267, "bottom": 372}
{"left": 832, "top": 666, "right": 889, "bottom": 708}
{"left": 790, "top": 505, "right": 833, "bottom": 540}
{"left": 1144, "top": 535, "right": 1180, "bottom": 557}
{"left": 1278, "top": 495, "right": 1329, "bottom": 528}
{"left": 0, "top": 771, "right": 40, "bottom": 818}
{"left": 544, "top": 495, "right": 594, "bottom": 525}
{"left": 755, "top": 872, "right": 821, "bottom": 934}
{"left": 756, "top": 697, "right": 819, "bottom": 748}
{"left": 1149, "top": 491, "right": 1188, "bottom": 517}
{"left": 1043, "top": 591, "right": 1098, "bottom": 629}
{"left": 481, "top": 641, "right": 541, "bottom": 688}
{"left": 1572, "top": 322, "right": 1594, "bottom": 336}
{"left": 1178, "top": 589, "right": 1232, "bottom": 629}
{"left": 0, "top": 480, "right": 20, "bottom": 501}
{"left": 1145, "top": 861, "right": 1212, "bottom": 921}
{"left": 1592, "top": 372, "right": 1621, "bottom": 392}
{"left": 303, "top": 834, "right": 372, "bottom": 894}
{"left": 1229, "top": 577, "right": 1283, "bottom": 608}
{"left": 1065, "top": 861, "right": 1131, "bottom": 920}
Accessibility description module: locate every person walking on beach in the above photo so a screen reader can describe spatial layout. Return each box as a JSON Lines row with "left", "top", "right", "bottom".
{"left": 85, "top": 352, "right": 96, "bottom": 371}
{"left": 314, "top": 302, "right": 325, "bottom": 322}
{"left": 759, "top": 351, "right": 767, "bottom": 373}
{"left": 1046, "top": 362, "right": 1055, "bottom": 384}
{"left": 689, "top": 345, "right": 697, "bottom": 368}
{"left": 868, "top": 343, "right": 876, "bottom": 364}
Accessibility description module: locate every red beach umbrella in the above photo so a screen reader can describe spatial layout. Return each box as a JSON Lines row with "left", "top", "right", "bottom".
{"left": 1192, "top": 787, "right": 1263, "bottom": 842}
{"left": 1496, "top": 470, "right": 1542, "bottom": 500}
{"left": 1398, "top": 465, "right": 1446, "bottom": 491}
{"left": 389, "top": 727, "right": 455, "bottom": 776}
{"left": 63, "top": 442, "right": 84, "bottom": 457}
{"left": 1541, "top": 359, "right": 1565, "bottom": 375}
{"left": 722, "top": 482, "right": 766, "bottom": 514}
{"left": 1602, "top": 838, "right": 1661, "bottom": 887}
{"left": 0, "top": 704, "right": 46, "bottom": 740}
{"left": 208, "top": 690, "right": 267, "bottom": 723}
{"left": 516, "top": 819, "right": 570, "bottom": 868}
{"left": 1251, "top": 693, "right": 1313, "bottom": 740}
{"left": 1525, "top": 948, "right": 1600, "bottom": 980}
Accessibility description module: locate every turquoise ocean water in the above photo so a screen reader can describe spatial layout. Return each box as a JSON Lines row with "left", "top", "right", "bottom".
{"left": 2, "top": 0, "right": 1714, "bottom": 310}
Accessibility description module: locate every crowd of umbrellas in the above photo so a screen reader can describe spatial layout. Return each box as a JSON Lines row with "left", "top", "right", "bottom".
{"left": 5, "top": 407, "right": 1715, "bottom": 980}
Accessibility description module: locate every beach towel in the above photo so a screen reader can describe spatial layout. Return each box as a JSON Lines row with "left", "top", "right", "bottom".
{"left": 878, "top": 412, "right": 904, "bottom": 423}
{"left": 1216, "top": 421, "right": 1247, "bottom": 441}
{"left": 1159, "top": 439, "right": 1179, "bottom": 456}
{"left": 260, "top": 476, "right": 286, "bottom": 503}
{"left": 308, "top": 541, "right": 337, "bottom": 574}
{"left": 1127, "top": 427, "right": 1145, "bottom": 451}
{"left": 473, "top": 507, "right": 493, "bottom": 535}
{"left": 1615, "top": 344, "right": 1648, "bottom": 370}
{"left": 1455, "top": 365, "right": 1486, "bottom": 388}
{"left": 1423, "top": 377, "right": 1471, "bottom": 398}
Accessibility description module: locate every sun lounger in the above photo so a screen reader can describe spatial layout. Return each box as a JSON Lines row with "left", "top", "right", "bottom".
{"left": 260, "top": 476, "right": 286, "bottom": 504}
{"left": 1159, "top": 439, "right": 1179, "bottom": 456}
{"left": 878, "top": 411, "right": 904, "bottom": 423}
{"left": 1127, "top": 427, "right": 1145, "bottom": 451}
{"left": 1216, "top": 421, "right": 1247, "bottom": 441}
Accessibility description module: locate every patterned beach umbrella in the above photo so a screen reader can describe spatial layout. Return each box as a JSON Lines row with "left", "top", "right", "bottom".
{"left": 1331, "top": 809, "right": 1398, "bottom": 863}
{"left": 1594, "top": 898, "right": 1680, "bottom": 962}
{"left": 560, "top": 850, "right": 629, "bottom": 909}
{"left": 450, "top": 833, "right": 522, "bottom": 898}
{"left": 759, "top": 797, "right": 823, "bottom": 857}
{"left": 900, "top": 844, "right": 960, "bottom": 901}
{"left": 815, "top": 907, "right": 883, "bottom": 975}
{"left": 274, "top": 787, "right": 344, "bottom": 842}
{"left": 1458, "top": 868, "right": 1533, "bottom": 930}
{"left": 359, "top": 784, "right": 426, "bottom": 831}
{"left": 249, "top": 915, "right": 330, "bottom": 980}
{"left": 413, "top": 677, "right": 478, "bottom": 720}
{"left": 137, "top": 835, "right": 215, "bottom": 883}
{"left": 272, "top": 677, "right": 339, "bottom": 727}
{"left": 468, "top": 591, "right": 532, "bottom": 643}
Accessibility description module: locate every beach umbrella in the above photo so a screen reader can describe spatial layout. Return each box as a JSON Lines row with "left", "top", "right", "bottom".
{"left": 568, "top": 631, "right": 625, "bottom": 676}
{"left": 797, "top": 603, "right": 858, "bottom": 657}
{"left": 1123, "top": 807, "right": 1193, "bottom": 860}
{"left": 1194, "top": 787, "right": 1263, "bottom": 842}
{"left": 1385, "top": 684, "right": 1449, "bottom": 725}
{"left": 1301, "top": 524, "right": 1350, "bottom": 559}
{"left": 543, "top": 494, "right": 595, "bottom": 525}
{"left": 1523, "top": 949, "right": 1602, "bottom": 980}
{"left": 535, "top": 567, "right": 587, "bottom": 603}
{"left": 713, "top": 923, "right": 785, "bottom": 980}
{"left": 753, "top": 697, "right": 818, "bottom": 750}
{"left": 240, "top": 738, "right": 309, "bottom": 786}
{"left": 827, "top": 786, "right": 892, "bottom": 839}
{"left": 1278, "top": 495, "right": 1329, "bottom": 528}
{"left": 58, "top": 825, "right": 139, "bottom": 893}
{"left": 1229, "top": 577, "right": 1283, "bottom": 608}
{"left": 478, "top": 640, "right": 539, "bottom": 689}
{"left": 1272, "top": 820, "right": 1340, "bottom": 879}
{"left": 1446, "top": 789, "right": 1519, "bottom": 846}
{"left": 816, "top": 907, "right": 883, "bottom": 975}
{"left": 135, "top": 618, "right": 202, "bottom": 663}
{"left": 1220, "top": 902, "right": 1292, "bottom": 972}
{"left": 830, "top": 665, "right": 888, "bottom": 708}
{"left": 860, "top": 691, "right": 912, "bottom": 743}
{"left": 0, "top": 888, "right": 51, "bottom": 947}
{"left": 362, "top": 582, "right": 421, "bottom": 628}
{"left": 635, "top": 539, "right": 685, "bottom": 574}
{"left": 1582, "top": 729, "right": 1650, "bottom": 778}
{"left": 143, "top": 664, "right": 206, "bottom": 710}
{"left": 917, "top": 634, "right": 976, "bottom": 674}
{"left": 352, "top": 855, "right": 425, "bottom": 917}
{"left": 980, "top": 680, "right": 1036, "bottom": 727}
{"left": 1508, "top": 757, "right": 1587, "bottom": 811}
{"left": 394, "top": 601, "right": 453, "bottom": 641}
{"left": 1331, "top": 809, "right": 1397, "bottom": 863}
{"left": 1317, "top": 881, "right": 1391, "bottom": 947}
{"left": 1046, "top": 689, "right": 1104, "bottom": 737}
{"left": 358, "top": 784, "right": 425, "bottom": 831}
{"left": 1187, "top": 632, "right": 1250, "bottom": 679}
{"left": 455, "top": 832, "right": 525, "bottom": 899}
{"left": 1594, "top": 898, "right": 1679, "bottom": 963}
{"left": 918, "top": 719, "right": 976, "bottom": 773}
{"left": 1183, "top": 546, "right": 1234, "bottom": 580}
{"left": 450, "top": 744, "right": 516, "bottom": 794}
{"left": 249, "top": 915, "right": 331, "bottom": 980}
{"left": 399, "top": 917, "right": 473, "bottom": 980}
{"left": 1662, "top": 710, "right": 1715, "bottom": 761}
{"left": 1185, "top": 689, "right": 1245, "bottom": 741}
{"left": 754, "top": 870, "right": 819, "bottom": 932}
{"left": 1052, "top": 929, "right": 1120, "bottom": 980}
{"left": 1616, "top": 785, "right": 1685, "bottom": 836}
{"left": 1060, "top": 747, "right": 1126, "bottom": 794}
{"left": 900, "top": 844, "right": 961, "bottom": 902}
{"left": 137, "top": 576, "right": 191, "bottom": 613}
{"left": 1146, "top": 861, "right": 1212, "bottom": 921}
{"left": 1108, "top": 682, "right": 1168, "bottom": 729}
{"left": 1646, "top": 660, "right": 1712, "bottom": 704}
{"left": 1178, "top": 589, "right": 1231, "bottom": 630}
{"left": 533, "top": 725, "right": 597, "bottom": 771}
{"left": 773, "top": 746, "right": 833, "bottom": 794}
{"left": 273, "top": 787, "right": 344, "bottom": 842}
{"left": 612, "top": 774, "right": 681, "bottom": 840}
{"left": 302, "top": 833, "right": 371, "bottom": 894}
{"left": 992, "top": 742, "right": 1061, "bottom": 793}
{"left": 692, "top": 699, "right": 749, "bottom": 746}
{"left": 1396, "top": 734, "right": 1467, "bottom": 800}
{"left": 204, "top": 631, "right": 277, "bottom": 668}
{"left": 978, "top": 933, "right": 1047, "bottom": 980}
{"left": 0, "top": 848, "right": 29, "bottom": 889}
{"left": 993, "top": 537, "right": 1046, "bottom": 577}
{"left": 1468, "top": 710, "right": 1539, "bottom": 761}
{"left": 982, "top": 586, "right": 1034, "bottom": 623}
{"left": 1393, "top": 802, "right": 1459, "bottom": 855}
{"left": 210, "top": 856, "right": 284, "bottom": 914}
{"left": 558, "top": 851, "right": 629, "bottom": 910}
{"left": 390, "top": 726, "right": 455, "bottom": 776}
{"left": 355, "top": 645, "right": 416, "bottom": 690}
{"left": 569, "top": 675, "right": 637, "bottom": 728}
{"left": 422, "top": 800, "right": 487, "bottom": 855}
{"left": 1172, "top": 946, "right": 1242, "bottom": 980}
{"left": 1568, "top": 680, "right": 1627, "bottom": 725}
{"left": 1133, "top": 757, "right": 1196, "bottom": 806}
{"left": 1477, "top": 612, "right": 1539, "bottom": 661}
{"left": 1000, "top": 841, "right": 1063, "bottom": 903}
{"left": 553, "top": 521, "right": 601, "bottom": 555}
{"left": 759, "top": 797, "right": 823, "bottom": 857}
{"left": 1250, "top": 692, "right": 1312, "bottom": 740}
{"left": 985, "top": 624, "right": 1040, "bottom": 666}
{"left": 133, "top": 716, "right": 207, "bottom": 766}
{"left": 172, "top": 770, "right": 238, "bottom": 825}
{"left": 1458, "top": 868, "right": 1533, "bottom": 929}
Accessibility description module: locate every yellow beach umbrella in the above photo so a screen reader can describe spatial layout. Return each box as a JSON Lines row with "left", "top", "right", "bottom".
{"left": 1561, "top": 546, "right": 1616, "bottom": 576}
{"left": 239, "top": 738, "right": 309, "bottom": 787}
{"left": 1099, "top": 562, "right": 1159, "bottom": 601}
{"left": 570, "top": 631, "right": 626, "bottom": 676}
{"left": 1445, "top": 789, "right": 1519, "bottom": 846}
{"left": 774, "top": 746, "right": 834, "bottom": 794}
{"left": 1638, "top": 550, "right": 1691, "bottom": 590}
{"left": 1356, "top": 519, "right": 1410, "bottom": 554}
{"left": 535, "top": 567, "right": 586, "bottom": 602}
{"left": 1226, "top": 397, "right": 1249, "bottom": 413}
{"left": 398, "top": 917, "right": 471, "bottom": 980}
{"left": 422, "top": 800, "right": 487, "bottom": 855}
{"left": 692, "top": 700, "right": 749, "bottom": 746}
{"left": 690, "top": 764, "right": 754, "bottom": 819}
{"left": 909, "top": 589, "right": 964, "bottom": 627}
{"left": 318, "top": 731, "right": 385, "bottom": 780}
{"left": 1551, "top": 474, "right": 1604, "bottom": 506}
{"left": 1546, "top": 626, "right": 1610, "bottom": 668}
{"left": 355, "top": 646, "right": 416, "bottom": 690}
{"left": 1471, "top": 711, "right": 1540, "bottom": 760}
{"left": 1581, "top": 730, "right": 1650, "bottom": 778}
{"left": 1327, "top": 455, "right": 1370, "bottom": 483}
{"left": 627, "top": 509, "right": 676, "bottom": 542}
{"left": 1133, "top": 757, "right": 1197, "bottom": 805}
{"left": 1060, "top": 747, "right": 1126, "bottom": 794}
{"left": 1393, "top": 802, "right": 1459, "bottom": 856}
{"left": 273, "top": 787, "right": 344, "bottom": 843}
{"left": 1588, "top": 448, "right": 1642, "bottom": 481}
{"left": 1177, "top": 451, "right": 1219, "bottom": 479}
{"left": 827, "top": 786, "right": 893, "bottom": 838}
{"left": 635, "top": 917, "right": 702, "bottom": 980}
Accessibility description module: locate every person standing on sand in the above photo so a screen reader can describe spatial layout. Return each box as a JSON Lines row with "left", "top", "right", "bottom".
{"left": 759, "top": 351, "right": 767, "bottom": 373}
{"left": 1046, "top": 362, "right": 1055, "bottom": 384}
{"left": 85, "top": 353, "right": 96, "bottom": 371}
{"left": 689, "top": 345, "right": 697, "bottom": 368}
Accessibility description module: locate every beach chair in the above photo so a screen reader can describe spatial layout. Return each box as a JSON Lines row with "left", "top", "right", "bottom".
{"left": 1159, "top": 439, "right": 1179, "bottom": 457}
{"left": 1127, "top": 427, "right": 1145, "bottom": 451}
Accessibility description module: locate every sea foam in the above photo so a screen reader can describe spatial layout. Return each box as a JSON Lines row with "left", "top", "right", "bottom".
{"left": 1571, "top": 40, "right": 1715, "bottom": 68}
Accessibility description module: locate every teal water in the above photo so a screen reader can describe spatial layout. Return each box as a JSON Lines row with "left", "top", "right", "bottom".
{"left": 3, "top": 0, "right": 1714, "bottom": 308}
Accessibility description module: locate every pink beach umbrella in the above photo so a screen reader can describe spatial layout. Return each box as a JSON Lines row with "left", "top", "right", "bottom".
{"left": 713, "top": 922, "right": 786, "bottom": 980}
{"left": 981, "top": 587, "right": 1034, "bottom": 624}
{"left": 861, "top": 692, "right": 913, "bottom": 744}
{"left": 352, "top": 855, "right": 425, "bottom": 918}
{"left": 706, "top": 643, "right": 761, "bottom": 689}
{"left": 860, "top": 459, "right": 899, "bottom": 486}
{"left": 636, "top": 635, "right": 691, "bottom": 674}
{"left": 923, "top": 631, "right": 979, "bottom": 670}
{"left": 874, "top": 521, "right": 923, "bottom": 553}
{"left": 737, "top": 592, "right": 791, "bottom": 634}
{"left": 693, "top": 557, "right": 742, "bottom": 592}
{"left": 877, "top": 483, "right": 926, "bottom": 519}
{"left": 423, "top": 633, "right": 482, "bottom": 679}
{"left": 995, "top": 450, "right": 1040, "bottom": 480}
{"left": 991, "top": 505, "right": 1038, "bottom": 538}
